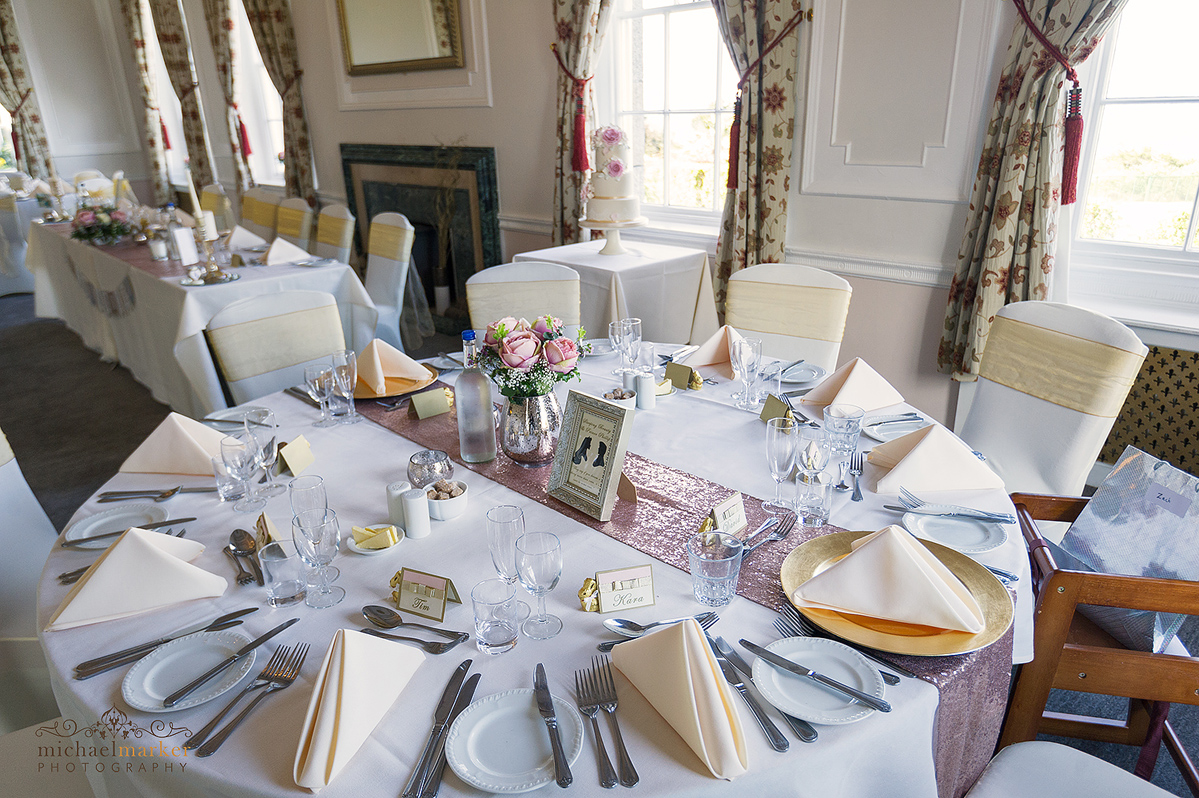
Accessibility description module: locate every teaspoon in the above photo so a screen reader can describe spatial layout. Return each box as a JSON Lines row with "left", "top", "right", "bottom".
{"left": 603, "top": 612, "right": 716, "bottom": 638}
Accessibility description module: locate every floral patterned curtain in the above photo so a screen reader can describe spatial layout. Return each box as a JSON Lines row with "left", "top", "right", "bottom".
{"left": 0, "top": 0, "right": 49, "bottom": 177}
{"left": 242, "top": 0, "right": 315, "bottom": 205}
{"left": 202, "top": 0, "right": 252, "bottom": 198}
{"left": 148, "top": 0, "right": 215, "bottom": 189}
{"left": 938, "top": 0, "right": 1128, "bottom": 381}
{"left": 551, "top": 0, "right": 612, "bottom": 245}
{"left": 712, "top": 0, "right": 802, "bottom": 311}
{"left": 117, "top": 0, "right": 171, "bottom": 205}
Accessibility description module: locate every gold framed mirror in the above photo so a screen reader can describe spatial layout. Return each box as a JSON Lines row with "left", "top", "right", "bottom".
{"left": 336, "top": 0, "right": 464, "bottom": 75}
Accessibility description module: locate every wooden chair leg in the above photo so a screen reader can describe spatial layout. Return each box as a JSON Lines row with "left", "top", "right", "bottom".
{"left": 1163, "top": 720, "right": 1199, "bottom": 798}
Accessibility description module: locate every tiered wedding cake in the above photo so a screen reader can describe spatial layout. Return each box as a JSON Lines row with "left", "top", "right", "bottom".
{"left": 582, "top": 125, "right": 643, "bottom": 224}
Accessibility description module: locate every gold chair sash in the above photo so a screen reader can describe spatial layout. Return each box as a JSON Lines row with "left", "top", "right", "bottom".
{"left": 242, "top": 195, "right": 278, "bottom": 229}
{"left": 466, "top": 280, "right": 582, "bottom": 327}
{"left": 368, "top": 222, "right": 415, "bottom": 261}
{"left": 979, "top": 315, "right": 1145, "bottom": 418}
{"left": 0, "top": 194, "right": 16, "bottom": 212}
{"left": 200, "top": 191, "right": 232, "bottom": 217}
{"left": 317, "top": 215, "right": 354, "bottom": 249}
{"left": 275, "top": 206, "right": 312, "bottom": 240}
{"left": 208, "top": 305, "right": 345, "bottom": 382}
{"left": 726, "top": 281, "right": 851, "bottom": 342}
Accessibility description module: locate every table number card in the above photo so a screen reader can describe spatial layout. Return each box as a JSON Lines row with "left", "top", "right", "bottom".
{"left": 407, "top": 387, "right": 453, "bottom": 419}
{"left": 595, "top": 564, "right": 655, "bottom": 613}
{"left": 710, "top": 493, "right": 748, "bottom": 535}
{"left": 665, "top": 362, "right": 697, "bottom": 391}
{"left": 391, "top": 568, "right": 461, "bottom": 622}
{"left": 278, "top": 435, "right": 314, "bottom": 476}
{"left": 171, "top": 228, "right": 199, "bottom": 266}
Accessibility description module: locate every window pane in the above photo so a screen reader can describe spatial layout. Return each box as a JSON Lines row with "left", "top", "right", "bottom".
{"left": 668, "top": 10, "right": 717, "bottom": 109}
{"left": 641, "top": 114, "right": 665, "bottom": 205}
{"left": 638, "top": 15, "right": 665, "bottom": 111}
{"left": 1080, "top": 104, "right": 1199, "bottom": 247}
{"left": 1107, "top": 0, "right": 1199, "bottom": 99}
{"left": 668, "top": 113, "right": 717, "bottom": 209}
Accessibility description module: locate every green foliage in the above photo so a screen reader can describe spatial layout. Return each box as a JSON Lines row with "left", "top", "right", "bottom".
{"left": 1080, "top": 201, "right": 1119, "bottom": 240}
{"left": 1156, "top": 210, "right": 1191, "bottom": 247}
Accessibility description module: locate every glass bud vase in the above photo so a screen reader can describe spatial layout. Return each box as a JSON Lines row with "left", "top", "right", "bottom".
{"left": 499, "top": 392, "right": 561, "bottom": 468}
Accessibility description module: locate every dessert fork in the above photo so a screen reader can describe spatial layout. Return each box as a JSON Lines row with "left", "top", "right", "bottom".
{"left": 849, "top": 452, "right": 864, "bottom": 502}
{"left": 183, "top": 646, "right": 292, "bottom": 750}
{"left": 575, "top": 668, "right": 618, "bottom": 788}
{"left": 194, "top": 643, "right": 309, "bottom": 757}
{"left": 591, "top": 655, "right": 638, "bottom": 787}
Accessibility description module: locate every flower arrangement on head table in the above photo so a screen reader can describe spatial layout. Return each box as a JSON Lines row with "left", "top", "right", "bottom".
{"left": 70, "top": 205, "right": 131, "bottom": 243}
{"left": 476, "top": 315, "right": 590, "bottom": 398}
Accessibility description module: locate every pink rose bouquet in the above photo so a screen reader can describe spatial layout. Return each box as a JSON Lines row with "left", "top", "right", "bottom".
{"left": 499, "top": 329, "right": 542, "bottom": 370}
{"left": 543, "top": 337, "right": 580, "bottom": 373}
{"left": 70, "top": 203, "right": 131, "bottom": 244}
{"left": 477, "top": 314, "right": 589, "bottom": 398}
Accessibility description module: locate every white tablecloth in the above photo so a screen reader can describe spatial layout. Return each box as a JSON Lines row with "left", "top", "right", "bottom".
{"left": 514, "top": 240, "right": 719, "bottom": 345}
{"left": 33, "top": 354, "right": 1031, "bottom": 798}
{"left": 0, "top": 196, "right": 46, "bottom": 295}
{"left": 26, "top": 223, "right": 377, "bottom": 418}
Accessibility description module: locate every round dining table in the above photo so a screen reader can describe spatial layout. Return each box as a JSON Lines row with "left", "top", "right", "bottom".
{"left": 34, "top": 346, "right": 1033, "bottom": 798}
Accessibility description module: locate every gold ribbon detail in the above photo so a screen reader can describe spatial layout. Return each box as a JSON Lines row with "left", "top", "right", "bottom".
{"left": 726, "top": 281, "right": 851, "bottom": 343}
{"left": 275, "top": 206, "right": 311, "bottom": 240}
{"left": 368, "top": 222, "right": 415, "bottom": 262}
{"left": 208, "top": 305, "right": 345, "bottom": 382}
{"left": 317, "top": 215, "right": 354, "bottom": 248}
{"left": 241, "top": 195, "right": 277, "bottom": 229}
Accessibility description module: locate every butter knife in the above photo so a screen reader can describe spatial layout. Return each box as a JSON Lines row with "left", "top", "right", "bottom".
{"left": 61, "top": 517, "right": 197, "bottom": 547}
{"left": 403, "top": 659, "right": 472, "bottom": 798}
{"left": 714, "top": 636, "right": 817, "bottom": 743}
{"left": 419, "top": 673, "right": 481, "bottom": 798}
{"left": 740, "top": 639, "right": 891, "bottom": 713}
{"left": 534, "top": 663, "right": 572, "bottom": 788}
{"left": 705, "top": 634, "right": 788, "bottom": 751}
{"left": 162, "top": 618, "right": 298, "bottom": 707}
{"left": 284, "top": 385, "right": 321, "bottom": 408}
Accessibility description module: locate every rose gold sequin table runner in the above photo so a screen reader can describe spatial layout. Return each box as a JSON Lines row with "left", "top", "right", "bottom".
{"left": 44, "top": 223, "right": 191, "bottom": 279}
{"left": 358, "top": 397, "right": 1013, "bottom": 798}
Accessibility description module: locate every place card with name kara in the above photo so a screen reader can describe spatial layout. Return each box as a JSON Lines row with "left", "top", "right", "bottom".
{"left": 548, "top": 390, "right": 635, "bottom": 522}
{"left": 595, "top": 564, "right": 655, "bottom": 613}
{"left": 389, "top": 568, "right": 461, "bottom": 622}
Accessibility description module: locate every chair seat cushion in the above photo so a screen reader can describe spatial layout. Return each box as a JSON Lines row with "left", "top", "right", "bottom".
{"left": 966, "top": 741, "right": 1172, "bottom": 798}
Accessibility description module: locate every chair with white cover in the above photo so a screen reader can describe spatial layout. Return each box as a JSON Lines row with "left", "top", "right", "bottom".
{"left": 724, "top": 262, "right": 852, "bottom": 371}
{"left": 239, "top": 186, "right": 280, "bottom": 241}
{"left": 206, "top": 290, "right": 346, "bottom": 405}
{"left": 957, "top": 302, "right": 1147, "bottom": 495}
{"left": 964, "top": 741, "right": 1172, "bottom": 798}
{"left": 364, "top": 212, "right": 416, "bottom": 351}
{"left": 466, "top": 261, "right": 582, "bottom": 331}
{"left": 201, "top": 183, "right": 234, "bottom": 232}
{"left": 313, "top": 204, "right": 355, "bottom": 262}
{"left": 275, "top": 197, "right": 313, "bottom": 251}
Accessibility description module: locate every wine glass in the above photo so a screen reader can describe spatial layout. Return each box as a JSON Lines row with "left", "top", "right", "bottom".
{"left": 732, "top": 337, "right": 763, "bottom": 410}
{"left": 292, "top": 508, "right": 345, "bottom": 609}
{"left": 765, "top": 417, "right": 798, "bottom": 513}
{"left": 287, "top": 475, "right": 340, "bottom": 583}
{"left": 485, "top": 506, "right": 532, "bottom": 621}
{"left": 515, "top": 532, "right": 563, "bottom": 639}
{"left": 304, "top": 364, "right": 336, "bottom": 428}
{"left": 609, "top": 321, "right": 627, "bottom": 376}
{"left": 244, "top": 408, "right": 284, "bottom": 498}
{"left": 220, "top": 433, "right": 265, "bottom": 513}
{"left": 331, "top": 349, "right": 362, "bottom": 424}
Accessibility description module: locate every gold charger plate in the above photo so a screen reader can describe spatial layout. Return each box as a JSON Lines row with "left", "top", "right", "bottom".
{"left": 353, "top": 364, "right": 439, "bottom": 399}
{"left": 780, "top": 530, "right": 1013, "bottom": 656}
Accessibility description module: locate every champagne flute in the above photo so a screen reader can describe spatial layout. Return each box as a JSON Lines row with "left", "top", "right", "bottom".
{"left": 287, "top": 475, "right": 339, "bottom": 583}
{"left": 331, "top": 349, "right": 362, "bottom": 425}
{"left": 733, "top": 337, "right": 763, "bottom": 410}
{"left": 515, "top": 532, "right": 563, "bottom": 639}
{"left": 485, "top": 506, "right": 532, "bottom": 621}
{"left": 765, "top": 417, "right": 798, "bottom": 513}
{"left": 292, "top": 508, "right": 345, "bottom": 609}
{"left": 609, "top": 321, "right": 626, "bottom": 376}
{"left": 304, "top": 364, "right": 336, "bottom": 428}
{"left": 244, "top": 408, "right": 284, "bottom": 498}
{"left": 621, "top": 318, "right": 642, "bottom": 376}
{"left": 220, "top": 433, "right": 265, "bottom": 513}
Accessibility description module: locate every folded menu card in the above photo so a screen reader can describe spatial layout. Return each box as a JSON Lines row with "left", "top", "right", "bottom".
{"left": 612, "top": 618, "right": 748, "bottom": 780}
{"left": 679, "top": 325, "right": 745, "bottom": 380}
{"left": 119, "top": 412, "right": 226, "bottom": 475}
{"left": 294, "top": 629, "right": 425, "bottom": 790}
{"left": 357, "top": 338, "right": 430, "bottom": 396}
{"left": 265, "top": 237, "right": 311, "bottom": 265}
{"left": 227, "top": 225, "right": 267, "bottom": 249}
{"left": 791, "top": 525, "right": 984, "bottom": 633}
{"left": 45, "top": 528, "right": 225, "bottom": 631}
{"left": 867, "top": 424, "right": 1004, "bottom": 494}
{"left": 800, "top": 357, "right": 903, "bottom": 412}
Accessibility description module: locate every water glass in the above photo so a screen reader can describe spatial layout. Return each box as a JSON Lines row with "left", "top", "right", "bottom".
{"left": 687, "top": 531, "right": 743, "bottom": 607}
{"left": 608, "top": 321, "right": 626, "bottom": 376}
{"left": 244, "top": 408, "right": 284, "bottom": 498}
{"left": 471, "top": 578, "right": 519, "bottom": 655}
{"left": 764, "top": 417, "right": 798, "bottom": 513}
{"left": 408, "top": 449, "right": 454, "bottom": 489}
{"left": 304, "top": 364, "right": 336, "bottom": 428}
{"left": 485, "top": 505, "right": 531, "bottom": 621}
{"left": 212, "top": 456, "right": 245, "bottom": 503}
{"left": 796, "top": 470, "right": 833, "bottom": 530}
{"left": 515, "top": 532, "right": 563, "bottom": 639}
{"left": 732, "top": 337, "right": 763, "bottom": 411}
{"left": 621, "top": 318, "right": 642, "bottom": 373}
{"left": 331, "top": 349, "right": 362, "bottom": 425}
{"left": 221, "top": 433, "right": 265, "bottom": 513}
{"left": 260, "top": 541, "right": 307, "bottom": 608}
{"left": 292, "top": 508, "right": 345, "bottom": 609}
{"left": 825, "top": 404, "right": 865, "bottom": 456}
{"left": 796, "top": 425, "right": 832, "bottom": 475}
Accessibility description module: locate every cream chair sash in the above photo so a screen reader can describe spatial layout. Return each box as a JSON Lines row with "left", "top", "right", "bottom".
{"left": 242, "top": 195, "right": 278, "bottom": 229}
{"left": 0, "top": 194, "right": 16, "bottom": 212}
{"left": 979, "top": 315, "right": 1145, "bottom": 418}
{"left": 0, "top": 426, "right": 12, "bottom": 466}
{"left": 276, "top": 206, "right": 312, "bottom": 240}
{"left": 317, "top": 215, "right": 354, "bottom": 248}
{"left": 467, "top": 280, "right": 582, "bottom": 326}
{"left": 209, "top": 305, "right": 345, "bottom": 381}
{"left": 726, "top": 281, "right": 851, "bottom": 342}
{"left": 369, "top": 223, "right": 415, "bottom": 261}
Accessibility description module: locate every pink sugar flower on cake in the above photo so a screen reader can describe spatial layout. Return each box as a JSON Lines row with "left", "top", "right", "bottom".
{"left": 603, "top": 158, "right": 626, "bottom": 179}
{"left": 600, "top": 126, "right": 625, "bottom": 146}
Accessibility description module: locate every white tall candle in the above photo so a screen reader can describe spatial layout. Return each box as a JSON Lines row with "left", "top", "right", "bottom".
{"left": 185, "top": 164, "right": 202, "bottom": 216}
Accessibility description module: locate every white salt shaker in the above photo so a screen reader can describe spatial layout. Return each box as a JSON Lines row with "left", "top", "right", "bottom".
{"left": 386, "top": 481, "right": 412, "bottom": 529}
{"left": 635, "top": 373, "right": 656, "bottom": 410}
{"left": 623, "top": 370, "right": 638, "bottom": 390}
{"left": 401, "top": 488, "right": 432, "bottom": 539}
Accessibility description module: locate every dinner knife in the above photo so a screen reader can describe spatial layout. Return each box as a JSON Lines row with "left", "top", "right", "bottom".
{"left": 74, "top": 607, "right": 259, "bottom": 673}
{"left": 61, "top": 517, "right": 197, "bottom": 547}
{"left": 73, "top": 619, "right": 250, "bottom": 679}
{"left": 705, "top": 634, "right": 788, "bottom": 751}
{"left": 419, "top": 672, "right": 481, "bottom": 798}
{"left": 284, "top": 385, "right": 321, "bottom": 408}
{"left": 98, "top": 487, "right": 218, "bottom": 497}
{"left": 534, "top": 663, "right": 572, "bottom": 788}
{"left": 402, "top": 659, "right": 472, "bottom": 798}
{"left": 162, "top": 617, "right": 299, "bottom": 707}
{"left": 739, "top": 639, "right": 892, "bottom": 713}
{"left": 713, "top": 636, "right": 817, "bottom": 743}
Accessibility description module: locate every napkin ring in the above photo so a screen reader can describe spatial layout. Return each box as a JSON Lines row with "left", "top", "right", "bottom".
{"left": 578, "top": 577, "right": 599, "bottom": 612}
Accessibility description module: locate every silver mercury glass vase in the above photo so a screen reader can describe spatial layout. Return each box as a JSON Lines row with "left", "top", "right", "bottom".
{"left": 499, "top": 392, "right": 561, "bottom": 468}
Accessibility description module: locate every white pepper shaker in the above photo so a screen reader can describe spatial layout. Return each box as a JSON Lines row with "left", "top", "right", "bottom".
{"left": 635, "top": 373, "right": 656, "bottom": 410}
{"left": 401, "top": 488, "right": 432, "bottom": 539}
{"left": 386, "top": 481, "right": 412, "bottom": 530}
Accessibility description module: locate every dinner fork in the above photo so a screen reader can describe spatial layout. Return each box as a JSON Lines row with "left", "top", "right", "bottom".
{"left": 592, "top": 655, "right": 638, "bottom": 787}
{"left": 776, "top": 603, "right": 917, "bottom": 679}
{"left": 849, "top": 452, "right": 864, "bottom": 502}
{"left": 183, "top": 646, "right": 292, "bottom": 750}
{"left": 224, "top": 546, "right": 255, "bottom": 586}
{"left": 359, "top": 627, "right": 468, "bottom": 654}
{"left": 743, "top": 512, "right": 796, "bottom": 555}
{"left": 898, "top": 487, "right": 1016, "bottom": 523}
{"left": 575, "top": 669, "right": 618, "bottom": 788}
{"left": 194, "top": 643, "right": 309, "bottom": 757}
{"left": 596, "top": 613, "right": 718, "bottom": 651}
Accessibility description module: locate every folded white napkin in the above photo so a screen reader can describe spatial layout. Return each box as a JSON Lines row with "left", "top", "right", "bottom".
{"left": 612, "top": 619, "right": 748, "bottom": 780}
{"left": 45, "top": 528, "right": 224, "bottom": 631}
{"left": 227, "top": 225, "right": 267, "bottom": 249}
{"left": 119, "top": 412, "right": 226, "bottom": 475}
{"left": 800, "top": 357, "right": 903, "bottom": 412}
{"left": 868, "top": 424, "right": 1004, "bottom": 494}
{"left": 294, "top": 629, "right": 425, "bottom": 790}
{"left": 265, "top": 237, "right": 311, "bottom": 265}
{"left": 175, "top": 209, "right": 196, "bottom": 228}
{"left": 680, "top": 325, "right": 745, "bottom": 380}
{"left": 792, "top": 525, "right": 985, "bottom": 633}
{"left": 357, "top": 339, "right": 429, "bottom": 396}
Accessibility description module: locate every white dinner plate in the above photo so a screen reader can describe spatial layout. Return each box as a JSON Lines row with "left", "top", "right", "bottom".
{"left": 446, "top": 688, "right": 584, "bottom": 793}
{"left": 862, "top": 418, "right": 932, "bottom": 443}
{"left": 582, "top": 339, "right": 617, "bottom": 358}
{"left": 202, "top": 405, "right": 270, "bottom": 432}
{"left": 63, "top": 504, "right": 169, "bottom": 550}
{"left": 781, "top": 363, "right": 826, "bottom": 385}
{"left": 122, "top": 630, "right": 256, "bottom": 713}
{"left": 750, "top": 637, "right": 885, "bottom": 725}
{"left": 902, "top": 512, "right": 1008, "bottom": 555}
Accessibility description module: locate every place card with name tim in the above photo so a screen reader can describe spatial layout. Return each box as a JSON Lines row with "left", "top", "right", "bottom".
{"left": 390, "top": 568, "right": 461, "bottom": 622}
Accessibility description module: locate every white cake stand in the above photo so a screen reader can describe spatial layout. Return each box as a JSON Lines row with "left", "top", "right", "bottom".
{"left": 579, "top": 217, "right": 648, "bottom": 256}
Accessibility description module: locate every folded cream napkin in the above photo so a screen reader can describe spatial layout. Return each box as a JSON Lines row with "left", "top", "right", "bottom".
{"left": 119, "top": 412, "right": 226, "bottom": 475}
{"left": 680, "top": 324, "right": 745, "bottom": 380}
{"left": 45, "top": 528, "right": 224, "bottom": 631}
{"left": 612, "top": 619, "right": 748, "bottom": 780}
{"left": 265, "top": 237, "right": 311, "bottom": 265}
{"left": 175, "top": 209, "right": 196, "bottom": 228}
{"left": 356, "top": 338, "right": 430, "bottom": 396}
{"left": 868, "top": 424, "right": 1005, "bottom": 494}
{"left": 791, "top": 525, "right": 985, "bottom": 633}
{"left": 294, "top": 629, "right": 425, "bottom": 790}
{"left": 227, "top": 225, "right": 267, "bottom": 249}
{"left": 800, "top": 357, "right": 903, "bottom": 412}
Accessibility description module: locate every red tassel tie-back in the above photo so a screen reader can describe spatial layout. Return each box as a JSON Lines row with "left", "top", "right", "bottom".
{"left": 231, "top": 102, "right": 252, "bottom": 156}
{"left": 551, "top": 42, "right": 592, "bottom": 173}
{"left": 158, "top": 111, "right": 171, "bottom": 150}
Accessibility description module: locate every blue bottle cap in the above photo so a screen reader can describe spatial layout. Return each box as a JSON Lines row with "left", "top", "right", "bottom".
{"left": 462, "top": 329, "right": 476, "bottom": 341}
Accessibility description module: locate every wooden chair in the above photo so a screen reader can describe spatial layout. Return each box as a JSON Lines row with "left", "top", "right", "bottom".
{"left": 1000, "top": 492, "right": 1199, "bottom": 795}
